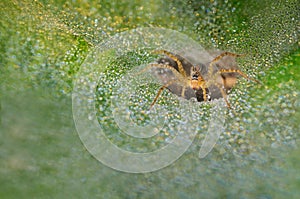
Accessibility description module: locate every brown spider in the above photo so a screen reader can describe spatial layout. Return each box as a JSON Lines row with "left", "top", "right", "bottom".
{"left": 139, "top": 50, "right": 259, "bottom": 109}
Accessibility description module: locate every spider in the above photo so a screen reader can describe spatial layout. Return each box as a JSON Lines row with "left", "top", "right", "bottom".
{"left": 139, "top": 50, "right": 259, "bottom": 109}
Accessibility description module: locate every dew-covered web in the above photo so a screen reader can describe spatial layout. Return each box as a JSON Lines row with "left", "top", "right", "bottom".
{"left": 73, "top": 28, "right": 229, "bottom": 172}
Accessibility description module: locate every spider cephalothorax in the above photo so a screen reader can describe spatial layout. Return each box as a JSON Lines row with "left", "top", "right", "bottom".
{"left": 190, "top": 66, "right": 205, "bottom": 89}
{"left": 189, "top": 66, "right": 208, "bottom": 101}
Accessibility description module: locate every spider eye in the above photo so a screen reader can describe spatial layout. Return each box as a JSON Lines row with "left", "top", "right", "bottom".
{"left": 192, "top": 74, "right": 198, "bottom": 80}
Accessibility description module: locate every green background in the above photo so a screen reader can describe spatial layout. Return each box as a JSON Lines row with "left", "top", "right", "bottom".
{"left": 1, "top": 0, "right": 299, "bottom": 198}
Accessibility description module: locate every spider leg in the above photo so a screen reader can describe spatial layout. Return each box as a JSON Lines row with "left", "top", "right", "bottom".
{"left": 181, "top": 86, "right": 186, "bottom": 98}
{"left": 201, "top": 86, "right": 207, "bottom": 101}
{"left": 218, "top": 69, "right": 261, "bottom": 84}
{"left": 153, "top": 50, "right": 187, "bottom": 78}
{"left": 208, "top": 52, "right": 245, "bottom": 76}
{"left": 207, "top": 52, "right": 260, "bottom": 84}
{"left": 150, "top": 80, "right": 175, "bottom": 109}
{"left": 214, "top": 83, "right": 231, "bottom": 108}
{"left": 136, "top": 63, "right": 186, "bottom": 83}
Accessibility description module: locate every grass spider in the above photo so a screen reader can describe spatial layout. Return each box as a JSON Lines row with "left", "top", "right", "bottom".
{"left": 139, "top": 50, "right": 260, "bottom": 109}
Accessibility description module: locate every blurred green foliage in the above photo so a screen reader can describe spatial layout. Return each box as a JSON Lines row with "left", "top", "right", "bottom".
{"left": 0, "top": 0, "right": 299, "bottom": 198}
